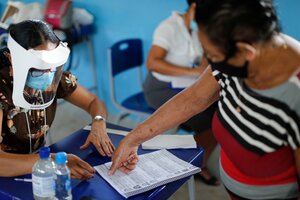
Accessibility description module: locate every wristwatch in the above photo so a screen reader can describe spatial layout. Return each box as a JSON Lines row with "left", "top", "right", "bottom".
{"left": 93, "top": 115, "right": 106, "bottom": 123}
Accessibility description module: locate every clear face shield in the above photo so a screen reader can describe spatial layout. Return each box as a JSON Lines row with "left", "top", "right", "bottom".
{"left": 7, "top": 34, "right": 70, "bottom": 110}
{"left": 23, "top": 66, "right": 63, "bottom": 106}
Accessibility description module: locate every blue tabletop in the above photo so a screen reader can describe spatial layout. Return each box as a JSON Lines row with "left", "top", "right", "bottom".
{"left": 0, "top": 123, "right": 203, "bottom": 200}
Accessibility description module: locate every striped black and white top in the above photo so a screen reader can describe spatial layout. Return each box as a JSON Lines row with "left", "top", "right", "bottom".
{"left": 212, "top": 70, "right": 300, "bottom": 155}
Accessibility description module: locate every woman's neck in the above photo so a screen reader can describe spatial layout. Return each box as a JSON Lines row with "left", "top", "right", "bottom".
{"left": 182, "top": 13, "right": 192, "bottom": 33}
{"left": 245, "top": 34, "right": 297, "bottom": 89}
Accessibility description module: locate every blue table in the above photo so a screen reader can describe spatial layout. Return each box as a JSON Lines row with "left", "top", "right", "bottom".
{"left": 0, "top": 123, "right": 203, "bottom": 200}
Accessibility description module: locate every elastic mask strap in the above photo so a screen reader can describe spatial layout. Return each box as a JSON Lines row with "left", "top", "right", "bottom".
{"left": 25, "top": 111, "right": 32, "bottom": 154}
{"left": 25, "top": 90, "right": 48, "bottom": 154}
{"left": 39, "top": 90, "right": 48, "bottom": 145}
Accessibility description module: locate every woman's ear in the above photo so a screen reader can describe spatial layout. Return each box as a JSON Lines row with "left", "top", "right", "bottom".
{"left": 236, "top": 42, "right": 257, "bottom": 61}
{"left": 188, "top": 3, "right": 197, "bottom": 21}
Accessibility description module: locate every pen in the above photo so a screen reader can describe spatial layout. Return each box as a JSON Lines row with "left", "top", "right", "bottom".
{"left": 14, "top": 178, "right": 32, "bottom": 182}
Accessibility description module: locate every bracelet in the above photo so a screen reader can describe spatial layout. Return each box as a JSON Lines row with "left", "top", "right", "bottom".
{"left": 93, "top": 115, "right": 106, "bottom": 123}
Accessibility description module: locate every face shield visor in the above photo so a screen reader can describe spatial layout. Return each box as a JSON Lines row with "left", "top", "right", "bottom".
{"left": 7, "top": 34, "right": 70, "bottom": 110}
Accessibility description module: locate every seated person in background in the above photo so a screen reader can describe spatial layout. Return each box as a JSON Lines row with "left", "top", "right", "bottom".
{"left": 143, "top": 0, "right": 219, "bottom": 185}
{"left": 0, "top": 20, "right": 115, "bottom": 180}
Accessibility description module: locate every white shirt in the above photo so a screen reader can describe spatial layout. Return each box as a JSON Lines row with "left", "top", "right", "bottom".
{"left": 151, "top": 11, "right": 203, "bottom": 82}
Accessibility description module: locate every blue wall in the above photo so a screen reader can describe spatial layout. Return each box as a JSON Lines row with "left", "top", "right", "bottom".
{"left": 275, "top": 0, "right": 300, "bottom": 41}
{"left": 0, "top": 0, "right": 299, "bottom": 116}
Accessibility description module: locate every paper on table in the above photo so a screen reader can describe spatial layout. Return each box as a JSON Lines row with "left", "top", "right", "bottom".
{"left": 94, "top": 149, "right": 200, "bottom": 198}
{"left": 84, "top": 125, "right": 196, "bottom": 149}
{"left": 83, "top": 125, "right": 129, "bottom": 136}
{"left": 142, "top": 135, "right": 196, "bottom": 150}
{"left": 171, "top": 76, "right": 198, "bottom": 89}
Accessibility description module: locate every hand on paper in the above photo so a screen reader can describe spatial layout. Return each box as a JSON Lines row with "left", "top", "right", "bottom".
{"left": 65, "top": 84, "right": 114, "bottom": 157}
{"left": 80, "top": 123, "right": 115, "bottom": 157}
{"left": 119, "top": 152, "right": 139, "bottom": 174}
{"left": 67, "top": 154, "right": 96, "bottom": 180}
{"left": 109, "top": 138, "right": 139, "bottom": 175}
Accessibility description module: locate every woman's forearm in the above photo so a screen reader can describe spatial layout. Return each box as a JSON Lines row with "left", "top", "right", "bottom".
{"left": 0, "top": 152, "right": 39, "bottom": 177}
{"left": 126, "top": 68, "right": 220, "bottom": 146}
{"left": 87, "top": 95, "right": 108, "bottom": 119}
{"left": 148, "top": 58, "right": 201, "bottom": 76}
{"left": 65, "top": 85, "right": 108, "bottom": 119}
{"left": 147, "top": 45, "right": 201, "bottom": 76}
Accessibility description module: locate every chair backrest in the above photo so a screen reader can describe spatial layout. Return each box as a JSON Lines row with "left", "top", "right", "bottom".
{"left": 108, "top": 39, "right": 143, "bottom": 76}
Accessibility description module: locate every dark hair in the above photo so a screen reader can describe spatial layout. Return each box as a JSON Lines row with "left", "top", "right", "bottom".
{"left": 8, "top": 20, "right": 60, "bottom": 50}
{"left": 195, "top": 0, "right": 281, "bottom": 56}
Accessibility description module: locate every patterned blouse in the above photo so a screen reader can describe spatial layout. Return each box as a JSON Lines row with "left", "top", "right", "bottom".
{"left": 0, "top": 48, "right": 78, "bottom": 154}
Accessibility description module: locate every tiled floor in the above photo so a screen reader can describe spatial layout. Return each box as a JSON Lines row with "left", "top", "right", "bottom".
{"left": 50, "top": 101, "right": 230, "bottom": 200}
{"left": 170, "top": 181, "right": 229, "bottom": 200}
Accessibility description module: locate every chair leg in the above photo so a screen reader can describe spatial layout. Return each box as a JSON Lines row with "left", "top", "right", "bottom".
{"left": 188, "top": 176, "right": 196, "bottom": 200}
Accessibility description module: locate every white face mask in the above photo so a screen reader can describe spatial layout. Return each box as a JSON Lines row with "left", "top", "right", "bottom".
{"left": 7, "top": 34, "right": 70, "bottom": 110}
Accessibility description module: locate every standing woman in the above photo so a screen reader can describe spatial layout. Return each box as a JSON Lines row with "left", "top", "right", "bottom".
{"left": 0, "top": 20, "right": 114, "bottom": 180}
{"left": 110, "top": 0, "right": 300, "bottom": 199}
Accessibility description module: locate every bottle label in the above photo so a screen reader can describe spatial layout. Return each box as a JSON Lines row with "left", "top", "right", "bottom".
{"left": 32, "top": 174, "right": 55, "bottom": 197}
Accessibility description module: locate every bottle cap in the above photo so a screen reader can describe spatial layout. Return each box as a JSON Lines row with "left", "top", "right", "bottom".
{"left": 55, "top": 152, "right": 68, "bottom": 164}
{"left": 39, "top": 147, "right": 50, "bottom": 159}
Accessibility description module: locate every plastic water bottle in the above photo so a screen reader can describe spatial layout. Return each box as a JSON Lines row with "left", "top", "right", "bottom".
{"left": 54, "top": 152, "right": 72, "bottom": 200}
{"left": 32, "top": 147, "right": 55, "bottom": 200}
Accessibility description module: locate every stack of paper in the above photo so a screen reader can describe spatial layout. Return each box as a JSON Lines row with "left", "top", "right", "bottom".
{"left": 84, "top": 125, "right": 196, "bottom": 149}
{"left": 142, "top": 134, "right": 196, "bottom": 149}
{"left": 171, "top": 76, "right": 198, "bottom": 89}
{"left": 83, "top": 125, "right": 128, "bottom": 136}
{"left": 94, "top": 149, "right": 200, "bottom": 198}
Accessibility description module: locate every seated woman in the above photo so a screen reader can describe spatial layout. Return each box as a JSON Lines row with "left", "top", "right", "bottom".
{"left": 0, "top": 20, "right": 114, "bottom": 180}
{"left": 143, "top": 0, "right": 219, "bottom": 185}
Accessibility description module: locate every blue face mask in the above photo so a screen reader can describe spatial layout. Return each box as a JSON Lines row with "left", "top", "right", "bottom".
{"left": 190, "top": 20, "right": 198, "bottom": 31}
{"left": 26, "top": 70, "right": 55, "bottom": 90}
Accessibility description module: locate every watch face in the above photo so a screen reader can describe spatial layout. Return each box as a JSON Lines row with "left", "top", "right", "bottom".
{"left": 94, "top": 115, "right": 105, "bottom": 122}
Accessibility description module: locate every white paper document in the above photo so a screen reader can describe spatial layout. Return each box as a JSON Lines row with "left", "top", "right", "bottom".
{"left": 171, "top": 76, "right": 198, "bottom": 89}
{"left": 142, "top": 135, "right": 196, "bottom": 149}
{"left": 83, "top": 125, "right": 129, "bottom": 136}
{"left": 84, "top": 126, "right": 196, "bottom": 149}
{"left": 94, "top": 149, "right": 200, "bottom": 198}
